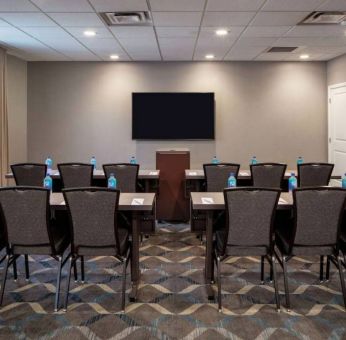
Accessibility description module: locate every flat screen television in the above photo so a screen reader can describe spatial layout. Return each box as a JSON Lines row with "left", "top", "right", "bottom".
{"left": 132, "top": 92, "right": 215, "bottom": 140}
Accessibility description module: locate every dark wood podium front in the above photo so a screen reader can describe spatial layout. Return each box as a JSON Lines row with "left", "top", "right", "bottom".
{"left": 156, "top": 150, "right": 190, "bottom": 221}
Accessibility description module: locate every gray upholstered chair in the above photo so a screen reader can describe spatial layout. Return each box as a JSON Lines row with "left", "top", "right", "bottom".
{"left": 250, "top": 163, "right": 287, "bottom": 188}
{"left": 214, "top": 187, "right": 281, "bottom": 312}
{"left": 58, "top": 163, "right": 93, "bottom": 189}
{"left": 63, "top": 187, "right": 131, "bottom": 312}
{"left": 203, "top": 163, "right": 240, "bottom": 192}
{"left": 297, "top": 163, "right": 334, "bottom": 187}
{"left": 103, "top": 164, "right": 139, "bottom": 193}
{"left": 11, "top": 163, "right": 47, "bottom": 186}
{"left": 275, "top": 187, "right": 346, "bottom": 310}
{"left": 0, "top": 187, "right": 72, "bottom": 311}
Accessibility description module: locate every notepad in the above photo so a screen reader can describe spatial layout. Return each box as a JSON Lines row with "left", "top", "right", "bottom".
{"left": 60, "top": 200, "right": 65, "bottom": 205}
{"left": 131, "top": 198, "right": 144, "bottom": 205}
{"left": 239, "top": 171, "right": 248, "bottom": 176}
{"left": 201, "top": 197, "right": 214, "bottom": 204}
{"left": 189, "top": 172, "right": 197, "bottom": 176}
{"left": 149, "top": 171, "right": 158, "bottom": 175}
{"left": 279, "top": 198, "right": 287, "bottom": 204}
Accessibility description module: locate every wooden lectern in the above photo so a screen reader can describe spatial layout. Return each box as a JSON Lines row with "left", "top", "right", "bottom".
{"left": 156, "top": 149, "right": 190, "bottom": 221}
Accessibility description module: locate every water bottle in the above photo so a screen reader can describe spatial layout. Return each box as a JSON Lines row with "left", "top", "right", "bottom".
{"left": 288, "top": 172, "right": 297, "bottom": 192}
{"left": 108, "top": 173, "right": 117, "bottom": 189}
{"left": 297, "top": 156, "right": 303, "bottom": 165}
{"left": 45, "top": 156, "right": 53, "bottom": 174}
{"left": 43, "top": 174, "right": 53, "bottom": 191}
{"left": 342, "top": 173, "right": 346, "bottom": 189}
{"left": 228, "top": 172, "right": 237, "bottom": 188}
{"left": 251, "top": 156, "right": 257, "bottom": 165}
{"left": 130, "top": 156, "right": 137, "bottom": 165}
{"left": 212, "top": 156, "right": 219, "bottom": 164}
{"left": 90, "top": 156, "right": 96, "bottom": 170}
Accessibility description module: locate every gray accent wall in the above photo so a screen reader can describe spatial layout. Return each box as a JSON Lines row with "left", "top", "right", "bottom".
{"left": 7, "top": 54, "right": 27, "bottom": 165}
{"left": 327, "top": 54, "right": 346, "bottom": 86}
{"left": 28, "top": 61, "right": 327, "bottom": 169}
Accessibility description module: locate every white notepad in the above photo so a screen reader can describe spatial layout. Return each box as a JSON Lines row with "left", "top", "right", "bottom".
{"left": 239, "top": 171, "right": 248, "bottom": 176}
{"left": 201, "top": 197, "right": 214, "bottom": 204}
{"left": 149, "top": 171, "right": 158, "bottom": 175}
{"left": 131, "top": 198, "right": 144, "bottom": 205}
{"left": 279, "top": 198, "right": 287, "bottom": 204}
{"left": 189, "top": 172, "right": 197, "bottom": 176}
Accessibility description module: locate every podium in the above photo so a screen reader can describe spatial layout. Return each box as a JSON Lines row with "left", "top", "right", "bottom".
{"left": 156, "top": 149, "right": 190, "bottom": 221}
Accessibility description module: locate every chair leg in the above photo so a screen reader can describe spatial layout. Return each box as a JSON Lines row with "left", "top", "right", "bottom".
{"left": 121, "top": 252, "right": 130, "bottom": 313}
{"left": 326, "top": 256, "right": 331, "bottom": 282}
{"left": 63, "top": 256, "right": 73, "bottom": 312}
{"left": 217, "top": 256, "right": 222, "bottom": 312}
{"left": 73, "top": 261, "right": 78, "bottom": 282}
{"left": 13, "top": 257, "right": 17, "bottom": 282}
{"left": 54, "top": 256, "right": 63, "bottom": 312}
{"left": 270, "top": 263, "right": 273, "bottom": 283}
{"left": 0, "top": 255, "right": 10, "bottom": 306}
{"left": 336, "top": 255, "right": 346, "bottom": 309}
{"left": 81, "top": 256, "right": 85, "bottom": 283}
{"left": 24, "top": 255, "right": 30, "bottom": 281}
{"left": 260, "top": 256, "right": 265, "bottom": 284}
{"left": 319, "top": 255, "right": 324, "bottom": 283}
{"left": 282, "top": 256, "right": 291, "bottom": 311}
{"left": 271, "top": 256, "right": 280, "bottom": 312}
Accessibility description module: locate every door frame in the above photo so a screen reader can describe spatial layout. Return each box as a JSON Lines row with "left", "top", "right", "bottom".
{"left": 328, "top": 82, "right": 346, "bottom": 164}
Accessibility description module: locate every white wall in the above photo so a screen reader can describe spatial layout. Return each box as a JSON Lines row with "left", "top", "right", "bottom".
{"left": 28, "top": 61, "right": 327, "bottom": 169}
{"left": 7, "top": 54, "right": 27, "bottom": 165}
{"left": 327, "top": 54, "right": 346, "bottom": 86}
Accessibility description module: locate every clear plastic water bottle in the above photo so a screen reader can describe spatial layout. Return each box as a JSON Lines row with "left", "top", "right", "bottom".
{"left": 228, "top": 172, "right": 237, "bottom": 188}
{"left": 288, "top": 172, "right": 297, "bottom": 192}
{"left": 212, "top": 156, "right": 219, "bottom": 164}
{"left": 108, "top": 173, "right": 117, "bottom": 189}
{"left": 130, "top": 156, "right": 137, "bottom": 165}
{"left": 90, "top": 156, "right": 96, "bottom": 170}
{"left": 342, "top": 173, "right": 346, "bottom": 189}
{"left": 297, "top": 156, "right": 303, "bottom": 165}
{"left": 45, "top": 156, "right": 53, "bottom": 174}
{"left": 251, "top": 156, "right": 257, "bottom": 165}
{"left": 43, "top": 174, "right": 53, "bottom": 191}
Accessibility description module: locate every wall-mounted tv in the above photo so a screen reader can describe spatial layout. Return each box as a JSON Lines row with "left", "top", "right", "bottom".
{"left": 132, "top": 92, "right": 215, "bottom": 140}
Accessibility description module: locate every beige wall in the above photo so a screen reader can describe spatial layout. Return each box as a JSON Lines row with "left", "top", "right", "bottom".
{"left": 7, "top": 54, "right": 27, "bottom": 165}
{"left": 327, "top": 54, "right": 346, "bottom": 86}
{"left": 28, "top": 61, "right": 327, "bottom": 169}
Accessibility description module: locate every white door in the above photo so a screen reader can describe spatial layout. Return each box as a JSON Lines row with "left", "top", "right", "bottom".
{"left": 329, "top": 83, "right": 346, "bottom": 177}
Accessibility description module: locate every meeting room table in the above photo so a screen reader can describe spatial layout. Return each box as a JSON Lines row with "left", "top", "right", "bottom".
{"left": 50, "top": 191, "right": 156, "bottom": 301}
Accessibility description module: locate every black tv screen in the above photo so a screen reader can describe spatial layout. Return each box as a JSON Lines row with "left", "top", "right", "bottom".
{"left": 132, "top": 92, "right": 215, "bottom": 140}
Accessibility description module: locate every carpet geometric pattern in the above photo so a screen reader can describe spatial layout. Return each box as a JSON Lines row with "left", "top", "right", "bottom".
{"left": 0, "top": 223, "right": 345, "bottom": 339}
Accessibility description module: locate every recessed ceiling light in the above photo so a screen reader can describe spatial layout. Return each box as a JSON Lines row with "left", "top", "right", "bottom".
{"left": 110, "top": 54, "right": 119, "bottom": 60}
{"left": 205, "top": 54, "right": 215, "bottom": 59}
{"left": 215, "top": 29, "right": 228, "bottom": 36}
{"left": 84, "top": 30, "right": 96, "bottom": 37}
{"left": 300, "top": 54, "right": 310, "bottom": 60}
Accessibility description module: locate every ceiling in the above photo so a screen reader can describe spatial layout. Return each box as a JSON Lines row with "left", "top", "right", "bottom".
{"left": 0, "top": 0, "right": 346, "bottom": 62}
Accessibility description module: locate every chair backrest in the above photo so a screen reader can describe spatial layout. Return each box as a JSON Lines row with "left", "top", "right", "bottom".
{"left": 222, "top": 188, "right": 280, "bottom": 253}
{"left": 63, "top": 188, "right": 122, "bottom": 255}
{"left": 203, "top": 163, "right": 240, "bottom": 192}
{"left": 0, "top": 187, "right": 53, "bottom": 252}
{"left": 250, "top": 163, "right": 287, "bottom": 188}
{"left": 292, "top": 188, "right": 346, "bottom": 249}
{"left": 11, "top": 163, "right": 47, "bottom": 187}
{"left": 58, "top": 163, "right": 93, "bottom": 189}
{"left": 298, "top": 163, "right": 334, "bottom": 187}
{"left": 103, "top": 164, "right": 139, "bottom": 192}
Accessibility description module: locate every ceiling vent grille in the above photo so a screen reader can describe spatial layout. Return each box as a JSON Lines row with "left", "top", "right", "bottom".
{"left": 101, "top": 11, "right": 152, "bottom": 26}
{"left": 300, "top": 11, "right": 346, "bottom": 24}
{"left": 267, "top": 47, "right": 298, "bottom": 53}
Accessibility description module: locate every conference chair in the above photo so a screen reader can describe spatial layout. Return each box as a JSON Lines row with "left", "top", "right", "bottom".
{"left": 214, "top": 188, "right": 281, "bottom": 312}
{"left": 0, "top": 187, "right": 72, "bottom": 311}
{"left": 11, "top": 163, "right": 47, "bottom": 186}
{"left": 297, "top": 163, "right": 334, "bottom": 187}
{"left": 57, "top": 163, "right": 93, "bottom": 189}
{"left": 250, "top": 163, "right": 287, "bottom": 188}
{"left": 275, "top": 187, "right": 346, "bottom": 310}
{"left": 103, "top": 164, "right": 139, "bottom": 192}
{"left": 63, "top": 188, "right": 131, "bottom": 312}
{"left": 203, "top": 163, "right": 240, "bottom": 192}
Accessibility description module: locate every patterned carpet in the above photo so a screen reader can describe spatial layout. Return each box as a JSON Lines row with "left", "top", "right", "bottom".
{"left": 0, "top": 223, "right": 346, "bottom": 339}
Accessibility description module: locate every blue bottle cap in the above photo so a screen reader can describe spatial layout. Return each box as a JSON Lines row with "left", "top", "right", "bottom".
{"left": 230, "top": 172, "right": 234, "bottom": 176}
{"left": 291, "top": 172, "right": 295, "bottom": 176}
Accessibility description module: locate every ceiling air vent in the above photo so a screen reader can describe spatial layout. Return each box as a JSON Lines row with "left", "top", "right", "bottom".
{"left": 101, "top": 11, "right": 152, "bottom": 26}
{"left": 300, "top": 11, "right": 346, "bottom": 25}
{"left": 267, "top": 47, "right": 298, "bottom": 53}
